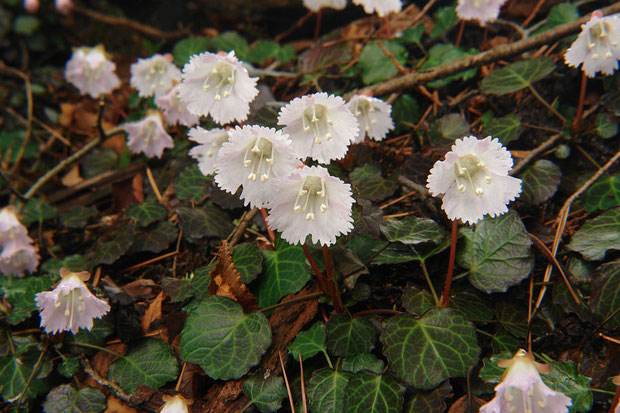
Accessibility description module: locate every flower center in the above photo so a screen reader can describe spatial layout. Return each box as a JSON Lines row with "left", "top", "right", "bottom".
{"left": 302, "top": 104, "right": 335, "bottom": 144}
{"left": 587, "top": 20, "right": 618, "bottom": 60}
{"left": 243, "top": 137, "right": 274, "bottom": 182}
{"left": 206, "top": 133, "right": 229, "bottom": 158}
{"left": 293, "top": 175, "right": 328, "bottom": 220}
{"left": 454, "top": 154, "right": 492, "bottom": 196}
{"left": 140, "top": 121, "right": 157, "bottom": 143}
{"left": 473, "top": 0, "right": 491, "bottom": 8}
{"left": 203, "top": 62, "right": 235, "bottom": 101}
{"left": 145, "top": 60, "right": 169, "bottom": 90}
{"left": 55, "top": 287, "right": 85, "bottom": 330}
{"left": 353, "top": 98, "right": 377, "bottom": 134}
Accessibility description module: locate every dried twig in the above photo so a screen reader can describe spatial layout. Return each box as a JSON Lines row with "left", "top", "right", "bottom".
{"left": 510, "top": 134, "right": 563, "bottom": 176}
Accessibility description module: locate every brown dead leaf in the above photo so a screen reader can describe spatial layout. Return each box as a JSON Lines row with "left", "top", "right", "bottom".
{"left": 87, "top": 342, "right": 126, "bottom": 383}
{"left": 101, "top": 134, "right": 128, "bottom": 155}
{"left": 105, "top": 396, "right": 138, "bottom": 413}
{"left": 59, "top": 103, "right": 76, "bottom": 127}
{"left": 121, "top": 278, "right": 159, "bottom": 301}
{"left": 141, "top": 290, "right": 165, "bottom": 334}
{"left": 208, "top": 240, "right": 258, "bottom": 312}
{"left": 61, "top": 165, "right": 83, "bottom": 187}
{"left": 448, "top": 394, "right": 487, "bottom": 413}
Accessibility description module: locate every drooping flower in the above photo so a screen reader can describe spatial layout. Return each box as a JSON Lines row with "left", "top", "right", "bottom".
{"left": 65, "top": 45, "right": 121, "bottom": 98}
{"left": 130, "top": 54, "right": 181, "bottom": 98}
{"left": 123, "top": 112, "right": 174, "bottom": 158}
{"left": 55, "top": 0, "right": 72, "bottom": 14}
{"left": 456, "top": 0, "right": 507, "bottom": 25}
{"left": 480, "top": 349, "right": 572, "bottom": 413}
{"left": 178, "top": 51, "right": 259, "bottom": 125}
{"left": 155, "top": 84, "right": 199, "bottom": 127}
{"left": 303, "top": 0, "right": 346, "bottom": 12}
{"left": 0, "top": 207, "right": 39, "bottom": 277}
{"left": 189, "top": 127, "right": 230, "bottom": 176}
{"left": 565, "top": 12, "right": 620, "bottom": 77}
{"left": 35, "top": 268, "right": 110, "bottom": 334}
{"left": 277, "top": 93, "right": 358, "bottom": 163}
{"left": 352, "top": 0, "right": 402, "bottom": 17}
{"left": 267, "top": 165, "right": 354, "bottom": 246}
{"left": 347, "top": 94, "right": 394, "bottom": 143}
{"left": 426, "top": 135, "right": 521, "bottom": 225}
{"left": 215, "top": 125, "right": 300, "bottom": 208}
{"left": 24, "top": 0, "right": 39, "bottom": 13}
{"left": 160, "top": 394, "right": 190, "bottom": 413}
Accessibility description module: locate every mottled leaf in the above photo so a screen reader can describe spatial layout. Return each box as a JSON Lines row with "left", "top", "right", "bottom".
{"left": 131, "top": 221, "right": 178, "bottom": 253}
{"left": 307, "top": 369, "right": 352, "bottom": 413}
{"left": 176, "top": 165, "right": 210, "bottom": 202}
{"left": 584, "top": 174, "right": 620, "bottom": 212}
{"left": 0, "top": 274, "right": 54, "bottom": 324}
{"left": 588, "top": 260, "right": 620, "bottom": 327}
{"left": 242, "top": 375, "right": 287, "bottom": 413}
{"left": 21, "top": 198, "right": 57, "bottom": 226}
{"left": 59, "top": 206, "right": 97, "bottom": 229}
{"left": 343, "top": 371, "right": 405, "bottom": 413}
{"left": 162, "top": 265, "right": 212, "bottom": 303}
{"left": 358, "top": 40, "right": 408, "bottom": 85}
{"left": 381, "top": 217, "right": 446, "bottom": 245}
{"left": 595, "top": 112, "right": 618, "bottom": 139}
{"left": 91, "top": 224, "right": 135, "bottom": 265}
{"left": 125, "top": 200, "right": 166, "bottom": 227}
{"left": 326, "top": 315, "right": 377, "bottom": 357}
{"left": 405, "top": 381, "right": 452, "bottom": 413}
{"left": 480, "top": 57, "right": 555, "bottom": 95}
{"left": 288, "top": 322, "right": 326, "bottom": 361}
{"left": 173, "top": 36, "right": 210, "bottom": 67}
{"left": 341, "top": 353, "right": 385, "bottom": 374}
{"left": 233, "top": 243, "right": 263, "bottom": 284}
{"left": 401, "top": 286, "right": 435, "bottom": 315}
{"left": 518, "top": 159, "right": 562, "bottom": 205}
{"left": 176, "top": 204, "right": 234, "bottom": 241}
{"left": 437, "top": 113, "right": 470, "bottom": 140}
{"left": 482, "top": 114, "right": 522, "bottom": 144}
{"left": 42, "top": 385, "right": 105, "bottom": 413}
{"left": 568, "top": 208, "right": 620, "bottom": 260}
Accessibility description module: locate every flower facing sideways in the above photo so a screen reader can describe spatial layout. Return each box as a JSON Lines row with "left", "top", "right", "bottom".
{"left": 160, "top": 394, "right": 190, "bottom": 413}
{"left": 155, "top": 84, "right": 199, "bottom": 127}
{"left": 65, "top": 45, "right": 121, "bottom": 98}
{"left": 189, "top": 127, "right": 230, "bottom": 176}
{"left": 456, "top": 0, "right": 507, "bottom": 25}
{"left": 347, "top": 94, "right": 394, "bottom": 143}
{"left": 130, "top": 54, "right": 181, "bottom": 98}
{"left": 0, "top": 207, "right": 39, "bottom": 277}
{"left": 215, "top": 125, "right": 300, "bottom": 208}
{"left": 278, "top": 93, "right": 358, "bottom": 163}
{"left": 426, "top": 135, "right": 521, "bottom": 225}
{"left": 352, "top": 0, "right": 402, "bottom": 17}
{"left": 480, "top": 349, "right": 572, "bottom": 413}
{"left": 178, "top": 51, "right": 258, "bottom": 125}
{"left": 565, "top": 12, "right": 620, "bottom": 77}
{"left": 267, "top": 165, "right": 354, "bottom": 246}
{"left": 303, "top": 0, "right": 346, "bottom": 12}
{"left": 35, "top": 268, "right": 110, "bottom": 334}
{"left": 123, "top": 112, "right": 174, "bottom": 159}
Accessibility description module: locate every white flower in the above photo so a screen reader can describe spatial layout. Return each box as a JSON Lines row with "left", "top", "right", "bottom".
{"left": 55, "top": 0, "right": 72, "bottom": 14}
{"left": 347, "top": 94, "right": 394, "bottom": 143}
{"left": 189, "top": 127, "right": 230, "bottom": 176}
{"left": 303, "top": 0, "right": 346, "bottom": 12}
{"left": 277, "top": 93, "right": 358, "bottom": 163}
{"left": 0, "top": 207, "right": 39, "bottom": 277}
{"left": 480, "top": 349, "right": 572, "bottom": 413}
{"left": 215, "top": 125, "right": 300, "bottom": 208}
{"left": 352, "top": 0, "right": 402, "bottom": 17}
{"left": 565, "top": 12, "right": 620, "bottom": 77}
{"left": 161, "top": 394, "right": 190, "bottom": 413}
{"left": 65, "top": 45, "right": 121, "bottom": 98}
{"left": 426, "top": 135, "right": 521, "bottom": 225}
{"left": 123, "top": 112, "right": 174, "bottom": 158}
{"left": 456, "top": 0, "right": 507, "bottom": 25}
{"left": 130, "top": 54, "right": 181, "bottom": 98}
{"left": 178, "top": 51, "right": 258, "bottom": 125}
{"left": 24, "top": 0, "right": 39, "bottom": 13}
{"left": 155, "top": 84, "right": 199, "bottom": 127}
{"left": 266, "top": 165, "right": 354, "bottom": 246}
{"left": 35, "top": 268, "right": 110, "bottom": 334}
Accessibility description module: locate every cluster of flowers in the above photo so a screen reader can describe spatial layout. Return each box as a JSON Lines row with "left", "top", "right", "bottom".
{"left": 303, "top": 0, "right": 402, "bottom": 17}
{"left": 0, "top": 207, "right": 39, "bottom": 277}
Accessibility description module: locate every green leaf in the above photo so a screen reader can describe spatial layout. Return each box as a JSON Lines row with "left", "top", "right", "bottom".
{"left": 180, "top": 296, "right": 271, "bottom": 380}
{"left": 340, "top": 354, "right": 385, "bottom": 374}
{"left": 518, "top": 159, "right": 562, "bottom": 205}
{"left": 419, "top": 44, "right": 477, "bottom": 88}
{"left": 482, "top": 114, "right": 522, "bottom": 144}
{"left": 307, "top": 369, "right": 352, "bottom": 413}
{"left": 392, "top": 94, "right": 420, "bottom": 134}
{"left": 257, "top": 237, "right": 310, "bottom": 308}
{"left": 0, "top": 341, "right": 51, "bottom": 400}
{"left": 588, "top": 260, "right": 620, "bottom": 327}
{"left": 595, "top": 112, "right": 618, "bottom": 139}
{"left": 41, "top": 255, "right": 88, "bottom": 275}
{"left": 58, "top": 356, "right": 80, "bottom": 378}
{"left": 69, "top": 317, "right": 114, "bottom": 353}
{"left": 247, "top": 40, "right": 280, "bottom": 65}
{"left": 498, "top": 302, "right": 528, "bottom": 338}
{"left": 437, "top": 113, "right": 470, "bottom": 140}
{"left": 358, "top": 40, "right": 408, "bottom": 85}
{"left": 173, "top": 37, "right": 210, "bottom": 67}
{"left": 21, "top": 198, "right": 57, "bottom": 226}
{"left": 43, "top": 385, "right": 106, "bottom": 413}
{"left": 162, "top": 265, "right": 212, "bottom": 303}
{"left": 534, "top": 3, "right": 579, "bottom": 34}
{"left": 211, "top": 31, "right": 249, "bottom": 60}
{"left": 480, "top": 57, "right": 555, "bottom": 95}
{"left": 492, "top": 331, "right": 521, "bottom": 353}
{"left": 242, "top": 375, "right": 288, "bottom": 413}
{"left": 288, "top": 322, "right": 326, "bottom": 361}
{"left": 449, "top": 289, "right": 495, "bottom": 322}
{"left": 176, "top": 204, "right": 234, "bottom": 241}
{"left": 584, "top": 174, "right": 620, "bottom": 212}
{"left": 125, "top": 200, "right": 167, "bottom": 227}
{"left": 398, "top": 25, "right": 425, "bottom": 48}
{"left": 91, "top": 224, "right": 135, "bottom": 266}
{"left": 567, "top": 208, "right": 620, "bottom": 260}
{"left": 0, "top": 275, "right": 55, "bottom": 324}
{"left": 430, "top": 7, "right": 457, "bottom": 38}
{"left": 13, "top": 15, "right": 39, "bottom": 36}
{"left": 325, "top": 314, "right": 377, "bottom": 357}
{"left": 478, "top": 352, "right": 513, "bottom": 383}
{"left": 81, "top": 148, "right": 117, "bottom": 179}
{"left": 276, "top": 45, "right": 297, "bottom": 63}
{"left": 343, "top": 371, "right": 405, "bottom": 413}
{"left": 545, "top": 360, "right": 592, "bottom": 412}
{"left": 130, "top": 221, "right": 178, "bottom": 253}
{"left": 381, "top": 308, "right": 480, "bottom": 389}
{"left": 176, "top": 165, "right": 210, "bottom": 202}
{"left": 406, "top": 381, "right": 452, "bottom": 413}
{"left": 381, "top": 217, "right": 446, "bottom": 245}
{"left": 108, "top": 339, "right": 178, "bottom": 394}
{"left": 349, "top": 164, "right": 398, "bottom": 201}
{"left": 59, "top": 206, "right": 97, "bottom": 229}
{"left": 233, "top": 243, "right": 263, "bottom": 284}
{"left": 401, "top": 286, "right": 435, "bottom": 316}
{"left": 457, "top": 211, "right": 534, "bottom": 293}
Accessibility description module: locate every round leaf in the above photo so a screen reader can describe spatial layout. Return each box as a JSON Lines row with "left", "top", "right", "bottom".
{"left": 343, "top": 371, "right": 405, "bottom": 413}
{"left": 381, "top": 217, "right": 446, "bottom": 245}
{"left": 567, "top": 208, "right": 620, "bottom": 260}
{"left": 325, "top": 314, "right": 377, "bottom": 357}
{"left": 43, "top": 385, "right": 106, "bottom": 413}
{"left": 307, "top": 368, "right": 352, "bottom": 413}
{"left": 518, "top": 159, "right": 561, "bottom": 205}
{"left": 242, "top": 374, "right": 288, "bottom": 413}
{"left": 480, "top": 57, "right": 555, "bottom": 95}
{"left": 288, "top": 322, "right": 326, "bottom": 361}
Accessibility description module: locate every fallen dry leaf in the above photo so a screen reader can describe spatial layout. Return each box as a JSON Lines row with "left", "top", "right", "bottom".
{"left": 141, "top": 290, "right": 165, "bottom": 334}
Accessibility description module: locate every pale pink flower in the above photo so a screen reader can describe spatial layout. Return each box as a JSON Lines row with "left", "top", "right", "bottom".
{"left": 24, "top": 0, "right": 39, "bottom": 13}
{"left": 480, "top": 349, "right": 572, "bottom": 413}
{"left": 161, "top": 394, "right": 190, "bottom": 413}
{"left": 215, "top": 125, "right": 300, "bottom": 208}
{"left": 55, "top": 0, "right": 72, "bottom": 14}
{"left": 352, "top": 0, "right": 402, "bottom": 17}
{"left": 277, "top": 93, "right": 358, "bottom": 163}
{"left": 178, "top": 51, "right": 258, "bottom": 125}
{"left": 456, "top": 0, "right": 507, "bottom": 25}
{"left": 267, "top": 165, "right": 354, "bottom": 246}
{"left": 189, "top": 127, "right": 230, "bottom": 176}
{"left": 155, "top": 84, "right": 199, "bottom": 127}
{"left": 123, "top": 112, "right": 174, "bottom": 158}
{"left": 65, "top": 45, "right": 121, "bottom": 98}
{"left": 130, "top": 54, "right": 181, "bottom": 98}
{"left": 0, "top": 207, "right": 39, "bottom": 277}
{"left": 347, "top": 94, "right": 394, "bottom": 143}
{"left": 426, "top": 135, "right": 521, "bottom": 225}
{"left": 35, "top": 268, "right": 110, "bottom": 335}
{"left": 565, "top": 12, "right": 620, "bottom": 78}
{"left": 303, "top": 0, "right": 346, "bottom": 12}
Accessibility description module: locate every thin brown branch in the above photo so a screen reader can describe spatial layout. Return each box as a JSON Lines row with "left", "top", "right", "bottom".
{"left": 510, "top": 134, "right": 563, "bottom": 176}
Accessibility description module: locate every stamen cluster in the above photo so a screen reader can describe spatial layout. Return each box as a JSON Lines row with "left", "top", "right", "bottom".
{"left": 130, "top": 54, "right": 181, "bottom": 98}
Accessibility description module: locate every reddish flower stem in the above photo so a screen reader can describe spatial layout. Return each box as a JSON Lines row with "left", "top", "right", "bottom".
{"left": 314, "top": 9, "right": 322, "bottom": 42}
{"left": 455, "top": 20, "right": 465, "bottom": 47}
{"left": 440, "top": 219, "right": 458, "bottom": 307}
{"left": 302, "top": 244, "right": 328, "bottom": 293}
{"left": 260, "top": 208, "right": 276, "bottom": 245}
{"left": 572, "top": 71, "right": 587, "bottom": 133}
{"left": 322, "top": 245, "right": 344, "bottom": 313}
